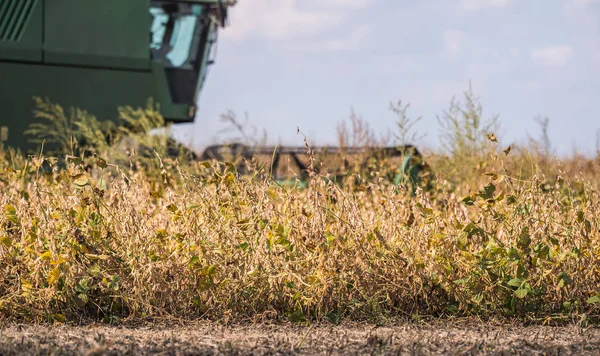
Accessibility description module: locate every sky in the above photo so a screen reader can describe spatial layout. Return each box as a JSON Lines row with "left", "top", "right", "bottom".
{"left": 171, "top": 0, "right": 600, "bottom": 157}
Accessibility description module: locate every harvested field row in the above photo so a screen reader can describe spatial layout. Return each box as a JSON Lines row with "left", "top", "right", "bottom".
{"left": 1, "top": 322, "right": 599, "bottom": 355}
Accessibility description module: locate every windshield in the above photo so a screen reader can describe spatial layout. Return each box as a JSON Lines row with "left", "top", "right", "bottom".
{"left": 148, "top": 1, "right": 221, "bottom": 106}
{"left": 150, "top": 4, "right": 203, "bottom": 68}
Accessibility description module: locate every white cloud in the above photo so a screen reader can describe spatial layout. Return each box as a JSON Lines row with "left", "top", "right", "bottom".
{"left": 221, "top": 0, "right": 367, "bottom": 41}
{"left": 288, "top": 25, "right": 370, "bottom": 52}
{"left": 313, "top": 0, "right": 369, "bottom": 9}
{"left": 530, "top": 46, "right": 574, "bottom": 66}
{"left": 461, "top": 0, "right": 514, "bottom": 11}
{"left": 222, "top": 0, "right": 340, "bottom": 40}
{"left": 442, "top": 29, "right": 464, "bottom": 57}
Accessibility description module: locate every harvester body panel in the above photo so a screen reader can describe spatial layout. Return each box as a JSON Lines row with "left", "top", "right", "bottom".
{"left": 0, "top": 0, "right": 233, "bottom": 153}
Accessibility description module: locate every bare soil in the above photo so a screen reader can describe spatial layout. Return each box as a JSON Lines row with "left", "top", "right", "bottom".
{"left": 1, "top": 321, "right": 598, "bottom": 355}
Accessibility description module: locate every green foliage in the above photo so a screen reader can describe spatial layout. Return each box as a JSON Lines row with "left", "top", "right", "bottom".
{"left": 437, "top": 81, "right": 500, "bottom": 158}
{"left": 389, "top": 99, "right": 425, "bottom": 147}
{"left": 24, "top": 97, "right": 115, "bottom": 155}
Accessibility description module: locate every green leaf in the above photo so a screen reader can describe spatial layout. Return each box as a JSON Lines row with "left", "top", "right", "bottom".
{"left": 275, "top": 237, "right": 290, "bottom": 246}
{"left": 108, "top": 275, "right": 119, "bottom": 291}
{"left": 77, "top": 278, "right": 90, "bottom": 293}
{"left": 517, "top": 227, "right": 531, "bottom": 250}
{"left": 461, "top": 195, "right": 476, "bottom": 206}
{"left": 96, "top": 158, "right": 107, "bottom": 168}
{"left": 508, "top": 278, "right": 523, "bottom": 287}
{"left": 189, "top": 256, "right": 200, "bottom": 268}
{"left": 204, "top": 264, "right": 216, "bottom": 277}
{"left": 238, "top": 242, "right": 249, "bottom": 252}
{"left": 584, "top": 219, "right": 592, "bottom": 233}
{"left": 587, "top": 296, "right": 600, "bottom": 304}
{"left": 478, "top": 183, "right": 495, "bottom": 200}
{"left": 288, "top": 310, "right": 306, "bottom": 323}
{"left": 514, "top": 288, "right": 528, "bottom": 298}
{"left": 463, "top": 222, "right": 483, "bottom": 238}
{"left": 446, "top": 304, "right": 459, "bottom": 314}
{"left": 517, "top": 264, "right": 528, "bottom": 279}
{"left": 78, "top": 293, "right": 89, "bottom": 304}
{"left": 325, "top": 311, "right": 342, "bottom": 324}
{"left": 87, "top": 265, "right": 101, "bottom": 277}
{"left": 534, "top": 242, "right": 550, "bottom": 259}
{"left": 415, "top": 203, "right": 433, "bottom": 216}
{"left": 508, "top": 248, "right": 520, "bottom": 260}
{"left": 557, "top": 271, "right": 572, "bottom": 285}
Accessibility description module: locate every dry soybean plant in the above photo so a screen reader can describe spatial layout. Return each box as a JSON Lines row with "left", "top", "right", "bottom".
{"left": 0, "top": 94, "right": 599, "bottom": 326}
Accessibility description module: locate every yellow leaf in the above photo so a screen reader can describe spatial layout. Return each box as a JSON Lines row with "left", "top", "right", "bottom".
{"left": 47, "top": 267, "right": 61, "bottom": 285}
{"left": 0, "top": 236, "right": 12, "bottom": 247}
{"left": 21, "top": 279, "right": 32, "bottom": 297}
{"left": 486, "top": 133, "right": 498, "bottom": 143}
{"left": 72, "top": 173, "right": 89, "bottom": 187}
{"left": 52, "top": 313, "right": 65, "bottom": 323}
{"left": 39, "top": 250, "right": 52, "bottom": 261}
{"left": 84, "top": 254, "right": 109, "bottom": 260}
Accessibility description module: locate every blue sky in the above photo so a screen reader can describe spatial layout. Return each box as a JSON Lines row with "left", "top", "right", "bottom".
{"left": 171, "top": 0, "right": 600, "bottom": 157}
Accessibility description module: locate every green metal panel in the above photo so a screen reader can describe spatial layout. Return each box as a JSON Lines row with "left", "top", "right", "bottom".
{"left": 151, "top": 60, "right": 194, "bottom": 121}
{"left": 0, "top": 0, "right": 42, "bottom": 62}
{"left": 0, "top": 61, "right": 161, "bottom": 154}
{"left": 44, "top": 0, "right": 151, "bottom": 70}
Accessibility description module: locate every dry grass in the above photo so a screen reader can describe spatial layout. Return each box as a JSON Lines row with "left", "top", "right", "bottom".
{"left": 0, "top": 94, "right": 599, "bottom": 327}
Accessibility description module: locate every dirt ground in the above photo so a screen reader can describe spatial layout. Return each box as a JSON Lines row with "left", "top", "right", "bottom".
{"left": 1, "top": 321, "right": 599, "bottom": 355}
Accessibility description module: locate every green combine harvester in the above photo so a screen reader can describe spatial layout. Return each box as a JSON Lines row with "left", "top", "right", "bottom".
{"left": 0, "top": 0, "right": 432, "bottom": 191}
{"left": 0, "top": 0, "right": 234, "bottom": 153}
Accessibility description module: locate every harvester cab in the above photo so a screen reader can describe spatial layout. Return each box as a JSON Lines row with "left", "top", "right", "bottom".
{"left": 0, "top": 0, "right": 235, "bottom": 153}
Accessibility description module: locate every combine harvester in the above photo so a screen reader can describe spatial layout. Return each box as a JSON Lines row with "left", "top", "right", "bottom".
{"left": 0, "top": 0, "right": 235, "bottom": 153}
{"left": 0, "top": 0, "right": 432, "bottom": 191}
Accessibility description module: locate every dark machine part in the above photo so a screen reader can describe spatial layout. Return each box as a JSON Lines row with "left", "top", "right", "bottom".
{"left": 200, "top": 142, "right": 432, "bottom": 190}
{"left": 0, "top": 0, "right": 235, "bottom": 154}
